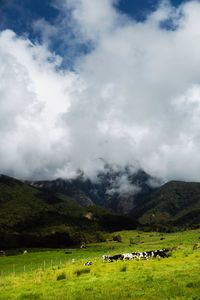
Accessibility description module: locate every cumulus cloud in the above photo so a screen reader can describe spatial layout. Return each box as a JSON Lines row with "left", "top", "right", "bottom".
{"left": 0, "top": 30, "right": 75, "bottom": 179}
{"left": 1, "top": 0, "right": 200, "bottom": 182}
{"left": 61, "top": 0, "right": 120, "bottom": 40}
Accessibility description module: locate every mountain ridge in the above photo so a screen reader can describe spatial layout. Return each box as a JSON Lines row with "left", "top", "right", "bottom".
{"left": 0, "top": 171, "right": 200, "bottom": 248}
{"left": 30, "top": 169, "right": 155, "bottom": 214}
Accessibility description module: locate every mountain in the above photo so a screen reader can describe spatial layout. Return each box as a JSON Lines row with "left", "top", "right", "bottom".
{"left": 31, "top": 172, "right": 200, "bottom": 231}
{"left": 29, "top": 166, "right": 200, "bottom": 231}
{"left": 31, "top": 168, "right": 155, "bottom": 214}
{"left": 132, "top": 181, "right": 200, "bottom": 231}
{"left": 0, "top": 174, "right": 136, "bottom": 249}
{"left": 1, "top": 171, "right": 200, "bottom": 249}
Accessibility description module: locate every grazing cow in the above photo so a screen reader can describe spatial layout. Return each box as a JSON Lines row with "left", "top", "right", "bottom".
{"left": 102, "top": 255, "right": 111, "bottom": 262}
{"left": 84, "top": 261, "right": 93, "bottom": 266}
{"left": 110, "top": 254, "right": 123, "bottom": 261}
{"left": 23, "top": 250, "right": 28, "bottom": 254}
{"left": 122, "top": 253, "right": 134, "bottom": 260}
{"left": 102, "top": 254, "right": 122, "bottom": 262}
{"left": 0, "top": 250, "right": 5, "bottom": 256}
{"left": 131, "top": 252, "right": 146, "bottom": 260}
{"left": 140, "top": 252, "right": 148, "bottom": 260}
{"left": 142, "top": 249, "right": 169, "bottom": 259}
{"left": 131, "top": 252, "right": 140, "bottom": 259}
{"left": 154, "top": 249, "right": 169, "bottom": 258}
{"left": 145, "top": 251, "right": 155, "bottom": 259}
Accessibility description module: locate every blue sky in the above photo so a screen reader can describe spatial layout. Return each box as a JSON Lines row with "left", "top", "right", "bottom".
{"left": 0, "top": 0, "right": 188, "bottom": 58}
{"left": 0, "top": 0, "right": 58, "bottom": 39}
{"left": 118, "top": 0, "right": 186, "bottom": 18}
{"left": 0, "top": 0, "right": 188, "bottom": 31}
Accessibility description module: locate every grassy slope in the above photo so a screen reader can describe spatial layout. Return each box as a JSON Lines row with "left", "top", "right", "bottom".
{"left": 1, "top": 175, "right": 136, "bottom": 248}
{"left": 0, "top": 175, "right": 90, "bottom": 229}
{"left": 0, "top": 177, "right": 88, "bottom": 248}
{"left": 134, "top": 181, "right": 200, "bottom": 228}
{"left": 0, "top": 229, "right": 200, "bottom": 300}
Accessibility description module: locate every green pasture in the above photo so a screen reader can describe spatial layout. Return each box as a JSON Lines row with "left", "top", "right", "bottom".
{"left": 0, "top": 229, "right": 200, "bottom": 300}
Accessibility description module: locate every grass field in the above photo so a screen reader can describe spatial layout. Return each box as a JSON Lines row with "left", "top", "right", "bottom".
{"left": 0, "top": 229, "right": 200, "bottom": 300}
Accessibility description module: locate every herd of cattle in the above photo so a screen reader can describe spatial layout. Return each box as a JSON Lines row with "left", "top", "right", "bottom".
{"left": 102, "top": 248, "right": 170, "bottom": 262}
{"left": 83, "top": 248, "right": 170, "bottom": 266}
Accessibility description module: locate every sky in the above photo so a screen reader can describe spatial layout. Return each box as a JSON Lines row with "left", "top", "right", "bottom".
{"left": 1, "top": 0, "right": 200, "bottom": 183}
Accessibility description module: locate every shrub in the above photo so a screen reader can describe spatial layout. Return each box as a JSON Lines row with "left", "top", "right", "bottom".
{"left": 186, "top": 281, "right": 200, "bottom": 288}
{"left": 56, "top": 272, "right": 66, "bottom": 281}
{"left": 19, "top": 293, "right": 42, "bottom": 299}
{"left": 129, "top": 238, "right": 136, "bottom": 245}
{"left": 74, "top": 268, "right": 90, "bottom": 276}
{"left": 145, "top": 274, "right": 153, "bottom": 282}
{"left": 193, "top": 243, "right": 200, "bottom": 250}
{"left": 113, "top": 234, "right": 122, "bottom": 243}
{"left": 120, "top": 265, "right": 127, "bottom": 272}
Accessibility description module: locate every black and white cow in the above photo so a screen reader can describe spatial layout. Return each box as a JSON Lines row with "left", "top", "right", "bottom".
{"left": 122, "top": 253, "right": 134, "bottom": 260}
{"left": 84, "top": 261, "right": 93, "bottom": 266}
{"left": 122, "top": 252, "right": 148, "bottom": 260}
{"left": 110, "top": 254, "right": 123, "bottom": 261}
{"left": 102, "top": 255, "right": 111, "bottom": 262}
{"left": 152, "top": 249, "right": 169, "bottom": 258}
{"left": 102, "top": 254, "right": 123, "bottom": 262}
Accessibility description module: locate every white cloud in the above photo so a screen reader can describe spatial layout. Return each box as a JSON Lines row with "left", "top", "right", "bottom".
{"left": 61, "top": 0, "right": 119, "bottom": 41}
{"left": 1, "top": 1, "right": 200, "bottom": 182}
{"left": 107, "top": 174, "right": 141, "bottom": 196}
{"left": 0, "top": 30, "right": 75, "bottom": 179}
